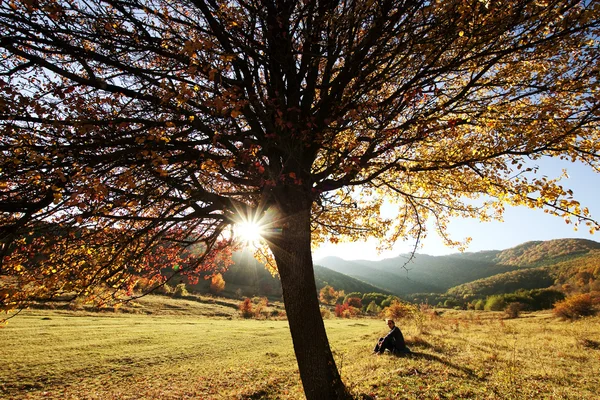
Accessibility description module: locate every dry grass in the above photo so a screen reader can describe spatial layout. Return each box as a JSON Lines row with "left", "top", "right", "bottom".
{"left": 1, "top": 300, "right": 599, "bottom": 399}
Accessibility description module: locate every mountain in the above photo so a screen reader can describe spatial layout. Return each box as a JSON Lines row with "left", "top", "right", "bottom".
{"left": 491, "top": 238, "right": 600, "bottom": 266}
{"left": 313, "top": 264, "right": 390, "bottom": 295}
{"left": 177, "top": 238, "right": 600, "bottom": 301}
{"left": 178, "top": 249, "right": 390, "bottom": 299}
{"left": 446, "top": 246, "right": 600, "bottom": 299}
{"left": 315, "top": 238, "right": 600, "bottom": 298}
{"left": 315, "top": 256, "right": 443, "bottom": 295}
{"left": 316, "top": 253, "right": 517, "bottom": 296}
{"left": 446, "top": 266, "right": 560, "bottom": 298}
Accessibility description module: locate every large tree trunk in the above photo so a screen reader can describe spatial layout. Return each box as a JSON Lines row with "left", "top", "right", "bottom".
{"left": 268, "top": 205, "right": 352, "bottom": 400}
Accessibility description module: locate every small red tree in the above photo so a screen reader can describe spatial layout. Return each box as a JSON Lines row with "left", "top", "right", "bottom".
{"left": 346, "top": 297, "right": 363, "bottom": 309}
{"left": 334, "top": 302, "right": 361, "bottom": 318}
{"left": 239, "top": 298, "right": 254, "bottom": 319}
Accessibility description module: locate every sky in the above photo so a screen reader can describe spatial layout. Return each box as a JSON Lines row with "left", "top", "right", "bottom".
{"left": 313, "top": 158, "right": 600, "bottom": 261}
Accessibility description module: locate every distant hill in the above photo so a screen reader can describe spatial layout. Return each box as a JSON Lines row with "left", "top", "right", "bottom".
{"left": 316, "top": 253, "right": 517, "bottom": 296}
{"left": 446, "top": 266, "right": 560, "bottom": 298}
{"left": 446, "top": 246, "right": 600, "bottom": 299}
{"left": 313, "top": 264, "right": 390, "bottom": 295}
{"left": 176, "top": 238, "right": 600, "bottom": 302}
{"left": 177, "top": 249, "right": 390, "bottom": 299}
{"left": 315, "top": 256, "right": 443, "bottom": 295}
{"left": 316, "top": 238, "right": 600, "bottom": 298}
{"left": 491, "top": 238, "right": 600, "bottom": 267}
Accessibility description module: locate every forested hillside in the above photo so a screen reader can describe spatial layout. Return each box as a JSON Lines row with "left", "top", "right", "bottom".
{"left": 316, "top": 238, "right": 600, "bottom": 300}
{"left": 172, "top": 239, "right": 599, "bottom": 304}
{"left": 446, "top": 266, "right": 560, "bottom": 298}
{"left": 171, "top": 250, "right": 387, "bottom": 299}
{"left": 446, "top": 248, "right": 600, "bottom": 300}
{"left": 492, "top": 239, "right": 600, "bottom": 266}
{"left": 316, "top": 253, "right": 518, "bottom": 296}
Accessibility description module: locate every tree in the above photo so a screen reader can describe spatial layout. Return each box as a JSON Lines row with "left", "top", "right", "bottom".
{"left": 1, "top": 1, "right": 599, "bottom": 398}
{"left": 209, "top": 272, "right": 225, "bottom": 294}
{"left": 319, "top": 284, "right": 338, "bottom": 305}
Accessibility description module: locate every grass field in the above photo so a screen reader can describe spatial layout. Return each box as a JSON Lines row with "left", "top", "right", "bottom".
{"left": 1, "top": 296, "right": 599, "bottom": 399}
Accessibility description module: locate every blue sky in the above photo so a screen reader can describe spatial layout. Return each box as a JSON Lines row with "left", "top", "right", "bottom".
{"left": 313, "top": 158, "right": 600, "bottom": 261}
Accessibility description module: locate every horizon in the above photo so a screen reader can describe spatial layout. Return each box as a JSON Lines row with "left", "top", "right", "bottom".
{"left": 313, "top": 236, "right": 600, "bottom": 262}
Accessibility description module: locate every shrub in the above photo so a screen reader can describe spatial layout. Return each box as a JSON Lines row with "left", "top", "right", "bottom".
{"left": 346, "top": 296, "right": 362, "bottom": 308}
{"left": 362, "top": 292, "right": 388, "bottom": 306}
{"left": 382, "top": 300, "right": 415, "bottom": 320}
{"left": 474, "top": 299, "right": 485, "bottom": 310}
{"left": 484, "top": 295, "right": 506, "bottom": 311}
{"left": 412, "top": 303, "right": 431, "bottom": 334}
{"left": 342, "top": 306, "right": 361, "bottom": 318}
{"left": 334, "top": 302, "right": 361, "bottom": 318}
{"left": 133, "top": 277, "right": 154, "bottom": 293}
{"left": 209, "top": 273, "right": 225, "bottom": 294}
{"left": 154, "top": 283, "right": 173, "bottom": 295}
{"left": 365, "top": 301, "right": 380, "bottom": 315}
{"left": 504, "top": 302, "right": 524, "bottom": 319}
{"left": 253, "top": 297, "right": 269, "bottom": 319}
{"left": 172, "top": 283, "right": 189, "bottom": 298}
{"left": 443, "top": 299, "right": 459, "bottom": 308}
{"left": 319, "top": 285, "right": 338, "bottom": 305}
{"left": 553, "top": 293, "right": 596, "bottom": 320}
{"left": 320, "top": 307, "right": 332, "bottom": 319}
{"left": 343, "top": 292, "right": 362, "bottom": 304}
{"left": 381, "top": 295, "right": 401, "bottom": 308}
{"left": 239, "top": 298, "right": 254, "bottom": 318}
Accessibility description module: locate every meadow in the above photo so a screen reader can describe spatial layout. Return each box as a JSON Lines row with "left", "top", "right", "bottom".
{"left": 1, "top": 296, "right": 599, "bottom": 399}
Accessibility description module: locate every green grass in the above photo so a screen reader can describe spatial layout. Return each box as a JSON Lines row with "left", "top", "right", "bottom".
{"left": 1, "top": 298, "right": 599, "bottom": 399}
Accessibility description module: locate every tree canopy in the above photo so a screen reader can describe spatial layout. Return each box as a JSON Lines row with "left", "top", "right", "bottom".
{"left": 1, "top": 0, "right": 599, "bottom": 398}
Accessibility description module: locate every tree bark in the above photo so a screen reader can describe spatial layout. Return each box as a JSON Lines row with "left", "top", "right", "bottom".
{"left": 267, "top": 205, "right": 352, "bottom": 400}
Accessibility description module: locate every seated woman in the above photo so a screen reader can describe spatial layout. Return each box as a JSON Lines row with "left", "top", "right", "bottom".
{"left": 373, "top": 319, "right": 411, "bottom": 355}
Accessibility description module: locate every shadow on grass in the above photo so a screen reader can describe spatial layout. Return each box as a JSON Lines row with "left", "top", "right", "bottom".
{"left": 396, "top": 351, "right": 480, "bottom": 379}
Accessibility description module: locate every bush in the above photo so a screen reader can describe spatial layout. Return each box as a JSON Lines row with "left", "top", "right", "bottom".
{"left": 133, "top": 277, "right": 154, "bottom": 293}
{"left": 443, "top": 299, "right": 459, "bottom": 308}
{"left": 209, "top": 273, "right": 225, "bottom": 294}
{"left": 362, "top": 292, "right": 388, "bottom": 306}
{"left": 504, "top": 302, "right": 524, "bottom": 319}
{"left": 319, "top": 285, "right": 338, "bottom": 305}
{"left": 381, "top": 295, "right": 401, "bottom": 308}
{"left": 154, "top": 283, "right": 173, "bottom": 295}
{"left": 346, "top": 296, "right": 362, "bottom": 308}
{"left": 553, "top": 293, "right": 596, "bottom": 320}
{"left": 253, "top": 297, "right": 269, "bottom": 319}
{"left": 474, "top": 299, "right": 485, "bottom": 310}
{"left": 334, "top": 302, "right": 361, "bottom": 318}
{"left": 320, "top": 307, "right": 332, "bottom": 319}
{"left": 365, "top": 301, "right": 381, "bottom": 315}
{"left": 239, "top": 298, "right": 254, "bottom": 318}
{"left": 484, "top": 295, "right": 506, "bottom": 311}
{"left": 343, "top": 292, "right": 362, "bottom": 304}
{"left": 382, "top": 300, "right": 415, "bottom": 320}
{"left": 172, "top": 283, "right": 189, "bottom": 298}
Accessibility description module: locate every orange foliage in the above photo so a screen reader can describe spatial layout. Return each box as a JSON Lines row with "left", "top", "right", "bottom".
{"left": 210, "top": 273, "right": 226, "bottom": 294}
{"left": 553, "top": 293, "right": 599, "bottom": 320}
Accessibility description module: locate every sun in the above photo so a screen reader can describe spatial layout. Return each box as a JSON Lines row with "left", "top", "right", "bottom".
{"left": 235, "top": 221, "right": 265, "bottom": 246}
